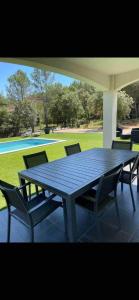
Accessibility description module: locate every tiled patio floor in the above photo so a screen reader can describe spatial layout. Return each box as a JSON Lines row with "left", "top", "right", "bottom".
{"left": 0, "top": 180, "right": 139, "bottom": 243}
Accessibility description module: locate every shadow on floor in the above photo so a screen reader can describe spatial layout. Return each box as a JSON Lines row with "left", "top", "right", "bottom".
{"left": 0, "top": 181, "right": 139, "bottom": 243}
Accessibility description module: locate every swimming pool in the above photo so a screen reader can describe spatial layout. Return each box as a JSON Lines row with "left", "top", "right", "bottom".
{"left": 0, "top": 138, "right": 65, "bottom": 154}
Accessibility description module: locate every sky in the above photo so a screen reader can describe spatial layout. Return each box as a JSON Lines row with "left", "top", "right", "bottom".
{"left": 0, "top": 62, "right": 75, "bottom": 96}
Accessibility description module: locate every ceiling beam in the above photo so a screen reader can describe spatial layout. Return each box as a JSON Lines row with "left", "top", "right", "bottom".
{"left": 115, "top": 69, "right": 139, "bottom": 90}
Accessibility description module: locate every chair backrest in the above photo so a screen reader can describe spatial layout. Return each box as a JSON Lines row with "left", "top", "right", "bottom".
{"left": 131, "top": 130, "right": 139, "bottom": 143}
{"left": 116, "top": 127, "right": 123, "bottom": 134}
{"left": 65, "top": 143, "right": 81, "bottom": 156}
{"left": 23, "top": 151, "right": 48, "bottom": 169}
{"left": 96, "top": 165, "right": 123, "bottom": 205}
{"left": 131, "top": 128, "right": 139, "bottom": 131}
{"left": 0, "top": 180, "right": 28, "bottom": 214}
{"left": 112, "top": 140, "right": 132, "bottom": 150}
{"left": 131, "top": 155, "right": 139, "bottom": 174}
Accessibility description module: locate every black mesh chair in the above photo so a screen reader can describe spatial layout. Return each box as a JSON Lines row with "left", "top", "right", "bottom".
{"left": 116, "top": 127, "right": 123, "bottom": 137}
{"left": 65, "top": 143, "right": 81, "bottom": 156}
{"left": 23, "top": 151, "right": 48, "bottom": 168}
{"left": 76, "top": 165, "right": 123, "bottom": 228}
{"left": 119, "top": 155, "right": 139, "bottom": 212}
{"left": 0, "top": 179, "right": 62, "bottom": 242}
{"left": 112, "top": 140, "right": 133, "bottom": 171}
{"left": 111, "top": 140, "right": 133, "bottom": 150}
{"left": 23, "top": 151, "right": 56, "bottom": 201}
{"left": 131, "top": 128, "right": 139, "bottom": 131}
{"left": 131, "top": 129, "right": 139, "bottom": 144}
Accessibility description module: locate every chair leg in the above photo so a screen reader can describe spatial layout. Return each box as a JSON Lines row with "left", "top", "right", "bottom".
{"left": 62, "top": 198, "right": 68, "bottom": 241}
{"left": 121, "top": 182, "right": 123, "bottom": 192}
{"left": 30, "top": 227, "right": 34, "bottom": 243}
{"left": 35, "top": 185, "right": 39, "bottom": 196}
{"left": 7, "top": 212, "right": 11, "bottom": 243}
{"left": 114, "top": 197, "right": 121, "bottom": 229}
{"left": 137, "top": 166, "right": 139, "bottom": 192}
{"left": 42, "top": 188, "right": 45, "bottom": 198}
{"left": 129, "top": 184, "right": 136, "bottom": 212}
{"left": 29, "top": 184, "right": 31, "bottom": 201}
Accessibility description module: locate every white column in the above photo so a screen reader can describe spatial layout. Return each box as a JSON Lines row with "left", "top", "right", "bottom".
{"left": 103, "top": 91, "right": 118, "bottom": 148}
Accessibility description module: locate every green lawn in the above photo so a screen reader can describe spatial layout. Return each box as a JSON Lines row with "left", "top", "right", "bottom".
{"left": 0, "top": 132, "right": 139, "bottom": 210}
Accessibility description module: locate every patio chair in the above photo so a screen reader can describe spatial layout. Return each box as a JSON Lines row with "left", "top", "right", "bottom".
{"left": 120, "top": 133, "right": 131, "bottom": 140}
{"left": 119, "top": 155, "right": 139, "bottom": 212}
{"left": 111, "top": 140, "right": 133, "bottom": 150}
{"left": 116, "top": 127, "right": 123, "bottom": 137}
{"left": 131, "top": 128, "right": 139, "bottom": 131}
{"left": 65, "top": 143, "right": 81, "bottom": 156}
{"left": 112, "top": 140, "right": 133, "bottom": 171}
{"left": 131, "top": 129, "right": 139, "bottom": 144}
{"left": 23, "top": 151, "right": 56, "bottom": 201}
{"left": 0, "top": 179, "right": 62, "bottom": 242}
{"left": 76, "top": 165, "right": 123, "bottom": 229}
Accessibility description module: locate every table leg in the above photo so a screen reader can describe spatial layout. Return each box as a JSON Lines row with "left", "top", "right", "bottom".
{"left": 18, "top": 174, "right": 28, "bottom": 201}
{"left": 137, "top": 165, "right": 139, "bottom": 192}
{"left": 63, "top": 198, "right": 77, "bottom": 243}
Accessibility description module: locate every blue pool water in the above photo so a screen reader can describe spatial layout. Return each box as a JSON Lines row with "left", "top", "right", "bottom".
{"left": 0, "top": 138, "right": 64, "bottom": 154}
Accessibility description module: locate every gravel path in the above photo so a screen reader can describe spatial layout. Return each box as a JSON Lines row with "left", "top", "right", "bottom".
{"left": 53, "top": 128, "right": 103, "bottom": 133}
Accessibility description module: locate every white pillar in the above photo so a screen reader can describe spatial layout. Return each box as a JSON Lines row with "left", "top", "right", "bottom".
{"left": 103, "top": 91, "right": 117, "bottom": 148}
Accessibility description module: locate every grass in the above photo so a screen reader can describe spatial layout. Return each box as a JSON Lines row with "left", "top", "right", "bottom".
{"left": 0, "top": 133, "right": 103, "bottom": 210}
{"left": 0, "top": 132, "right": 139, "bottom": 210}
{"left": 80, "top": 120, "right": 103, "bottom": 129}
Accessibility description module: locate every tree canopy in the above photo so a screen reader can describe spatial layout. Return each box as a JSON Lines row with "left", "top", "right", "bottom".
{"left": 0, "top": 68, "right": 137, "bottom": 137}
{"left": 7, "top": 70, "right": 31, "bottom": 101}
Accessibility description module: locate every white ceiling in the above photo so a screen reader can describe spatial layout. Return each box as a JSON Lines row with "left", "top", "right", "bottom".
{"left": 68, "top": 58, "right": 139, "bottom": 75}
{"left": 24, "top": 57, "right": 139, "bottom": 75}
{"left": 1, "top": 57, "right": 139, "bottom": 91}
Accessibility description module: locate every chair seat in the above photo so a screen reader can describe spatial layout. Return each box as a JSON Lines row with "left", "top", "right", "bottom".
{"left": 27, "top": 193, "right": 48, "bottom": 209}
{"left": 11, "top": 198, "right": 61, "bottom": 227}
{"left": 76, "top": 188, "right": 114, "bottom": 212}
{"left": 30, "top": 199, "right": 61, "bottom": 226}
{"left": 119, "top": 171, "right": 136, "bottom": 184}
{"left": 120, "top": 134, "right": 131, "bottom": 140}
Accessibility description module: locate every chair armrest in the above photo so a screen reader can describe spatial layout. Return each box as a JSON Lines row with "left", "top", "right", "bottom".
{"left": 17, "top": 182, "right": 31, "bottom": 191}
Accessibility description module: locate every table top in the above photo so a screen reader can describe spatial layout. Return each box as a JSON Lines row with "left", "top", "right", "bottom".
{"left": 19, "top": 148, "right": 139, "bottom": 200}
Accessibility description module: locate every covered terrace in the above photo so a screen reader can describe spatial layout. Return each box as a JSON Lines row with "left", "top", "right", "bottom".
{"left": 0, "top": 57, "right": 139, "bottom": 243}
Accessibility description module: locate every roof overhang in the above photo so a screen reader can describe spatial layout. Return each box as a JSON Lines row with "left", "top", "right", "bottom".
{"left": 1, "top": 57, "right": 139, "bottom": 91}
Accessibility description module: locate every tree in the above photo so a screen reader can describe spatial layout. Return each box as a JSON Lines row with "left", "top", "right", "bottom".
{"left": 0, "top": 93, "right": 8, "bottom": 106}
{"left": 61, "top": 91, "right": 83, "bottom": 127}
{"left": 21, "top": 100, "right": 37, "bottom": 132}
{"left": 81, "top": 90, "right": 134, "bottom": 121}
{"left": 0, "top": 108, "right": 9, "bottom": 126}
{"left": 31, "top": 68, "right": 54, "bottom": 127}
{"left": 69, "top": 81, "right": 96, "bottom": 122}
{"left": 0, "top": 93, "right": 9, "bottom": 128}
{"left": 121, "top": 82, "right": 139, "bottom": 118}
{"left": 91, "top": 92, "right": 103, "bottom": 119}
{"left": 10, "top": 100, "right": 37, "bottom": 135}
{"left": 7, "top": 70, "right": 31, "bottom": 101}
{"left": 49, "top": 87, "right": 84, "bottom": 127}
{"left": 117, "top": 91, "right": 134, "bottom": 121}
{"left": 45, "top": 83, "right": 65, "bottom": 125}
